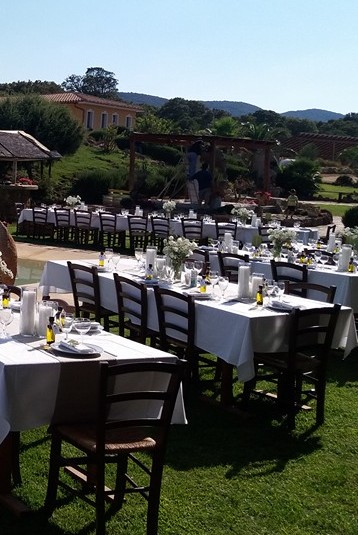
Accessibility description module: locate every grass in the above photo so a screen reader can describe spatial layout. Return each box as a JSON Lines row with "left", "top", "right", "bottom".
{"left": 1, "top": 349, "right": 358, "bottom": 535}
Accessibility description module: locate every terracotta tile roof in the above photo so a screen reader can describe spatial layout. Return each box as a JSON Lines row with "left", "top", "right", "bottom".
{"left": 43, "top": 92, "right": 142, "bottom": 112}
{"left": 0, "top": 130, "right": 56, "bottom": 160}
{"left": 281, "top": 132, "right": 358, "bottom": 160}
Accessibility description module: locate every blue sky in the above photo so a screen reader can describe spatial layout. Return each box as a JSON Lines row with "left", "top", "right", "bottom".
{"left": 1, "top": 0, "right": 357, "bottom": 114}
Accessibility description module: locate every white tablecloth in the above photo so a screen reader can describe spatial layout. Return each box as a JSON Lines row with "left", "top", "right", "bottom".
{"left": 39, "top": 258, "right": 357, "bottom": 385}
{"left": 0, "top": 318, "right": 187, "bottom": 444}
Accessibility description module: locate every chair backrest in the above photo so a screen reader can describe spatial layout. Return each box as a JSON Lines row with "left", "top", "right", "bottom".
{"left": 270, "top": 260, "right": 308, "bottom": 295}
{"left": 74, "top": 210, "right": 92, "bottom": 228}
{"left": 67, "top": 261, "right": 101, "bottom": 316}
{"left": 258, "top": 226, "right": 271, "bottom": 244}
{"left": 151, "top": 216, "right": 170, "bottom": 238}
{"left": 127, "top": 215, "right": 148, "bottom": 233}
{"left": 325, "top": 224, "right": 336, "bottom": 242}
{"left": 99, "top": 212, "right": 117, "bottom": 232}
{"left": 5, "top": 284, "right": 22, "bottom": 300}
{"left": 284, "top": 281, "right": 337, "bottom": 303}
{"left": 113, "top": 273, "right": 148, "bottom": 342}
{"left": 215, "top": 221, "right": 237, "bottom": 240}
{"left": 32, "top": 207, "right": 48, "bottom": 224}
{"left": 154, "top": 286, "right": 195, "bottom": 352}
{"left": 54, "top": 208, "right": 71, "bottom": 227}
{"left": 96, "top": 359, "right": 187, "bottom": 450}
{"left": 218, "top": 252, "right": 250, "bottom": 281}
{"left": 287, "top": 304, "right": 341, "bottom": 373}
{"left": 15, "top": 202, "right": 24, "bottom": 217}
{"left": 181, "top": 218, "right": 203, "bottom": 241}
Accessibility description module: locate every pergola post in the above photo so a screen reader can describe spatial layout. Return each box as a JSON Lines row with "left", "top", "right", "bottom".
{"left": 129, "top": 137, "right": 136, "bottom": 193}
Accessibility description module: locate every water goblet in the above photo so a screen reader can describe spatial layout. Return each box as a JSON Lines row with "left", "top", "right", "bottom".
{"left": 112, "top": 254, "right": 121, "bottom": 272}
{"left": 193, "top": 260, "right": 204, "bottom": 277}
{"left": 156, "top": 256, "right": 167, "bottom": 280}
{"left": 134, "top": 248, "right": 144, "bottom": 270}
{"left": 332, "top": 253, "right": 340, "bottom": 269}
{"left": 0, "top": 308, "right": 13, "bottom": 339}
{"left": 314, "top": 250, "right": 322, "bottom": 264}
{"left": 209, "top": 270, "right": 219, "bottom": 297}
{"left": 320, "top": 254, "right": 329, "bottom": 267}
{"left": 62, "top": 313, "right": 74, "bottom": 340}
{"left": 105, "top": 248, "right": 114, "bottom": 270}
{"left": 73, "top": 317, "right": 92, "bottom": 344}
{"left": 218, "top": 276, "right": 229, "bottom": 301}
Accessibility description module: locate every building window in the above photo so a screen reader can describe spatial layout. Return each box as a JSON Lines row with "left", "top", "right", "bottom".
{"left": 86, "top": 110, "right": 94, "bottom": 129}
{"left": 101, "top": 112, "right": 108, "bottom": 129}
{"left": 125, "top": 115, "right": 133, "bottom": 129}
{"left": 112, "top": 114, "right": 119, "bottom": 125}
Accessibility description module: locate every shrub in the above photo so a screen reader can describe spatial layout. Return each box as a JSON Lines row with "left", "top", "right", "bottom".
{"left": 276, "top": 158, "right": 320, "bottom": 199}
{"left": 139, "top": 143, "right": 182, "bottom": 166}
{"left": 70, "top": 169, "right": 128, "bottom": 204}
{"left": 335, "top": 175, "right": 356, "bottom": 186}
{"left": 342, "top": 206, "right": 358, "bottom": 228}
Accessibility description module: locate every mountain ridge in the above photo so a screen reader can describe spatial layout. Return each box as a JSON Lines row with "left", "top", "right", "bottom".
{"left": 118, "top": 92, "right": 344, "bottom": 122}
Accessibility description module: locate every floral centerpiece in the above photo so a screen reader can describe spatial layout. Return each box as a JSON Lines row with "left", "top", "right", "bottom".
{"left": 163, "top": 235, "right": 197, "bottom": 279}
{"left": 341, "top": 227, "right": 358, "bottom": 254}
{"left": 231, "top": 206, "right": 255, "bottom": 224}
{"left": 268, "top": 228, "right": 296, "bottom": 258}
{"left": 162, "top": 200, "right": 176, "bottom": 215}
{"left": 0, "top": 251, "right": 13, "bottom": 281}
{"left": 64, "top": 195, "right": 81, "bottom": 208}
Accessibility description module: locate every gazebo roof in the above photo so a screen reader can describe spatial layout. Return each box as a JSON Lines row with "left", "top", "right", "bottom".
{"left": 0, "top": 130, "right": 60, "bottom": 161}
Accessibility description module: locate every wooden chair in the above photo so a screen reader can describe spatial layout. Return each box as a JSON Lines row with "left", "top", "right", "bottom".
{"left": 270, "top": 260, "right": 308, "bottom": 296}
{"left": 44, "top": 359, "right": 187, "bottom": 535}
{"left": 67, "top": 261, "right": 116, "bottom": 331}
{"left": 73, "top": 210, "right": 96, "bottom": 246}
{"left": 99, "top": 212, "right": 124, "bottom": 249}
{"left": 322, "top": 224, "right": 336, "bottom": 244}
{"left": 181, "top": 218, "right": 206, "bottom": 245}
{"left": 113, "top": 274, "right": 154, "bottom": 345}
{"left": 217, "top": 251, "right": 250, "bottom": 282}
{"left": 31, "top": 207, "right": 54, "bottom": 240}
{"left": 258, "top": 226, "right": 271, "bottom": 244}
{"left": 284, "top": 281, "right": 337, "bottom": 303}
{"left": 153, "top": 287, "right": 216, "bottom": 384}
{"left": 127, "top": 215, "right": 151, "bottom": 252}
{"left": 243, "top": 304, "right": 341, "bottom": 429}
{"left": 215, "top": 220, "right": 237, "bottom": 241}
{"left": 150, "top": 216, "right": 170, "bottom": 254}
{"left": 54, "top": 208, "right": 72, "bottom": 243}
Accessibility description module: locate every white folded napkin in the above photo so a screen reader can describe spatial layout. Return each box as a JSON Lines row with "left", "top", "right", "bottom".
{"left": 269, "top": 299, "right": 299, "bottom": 311}
{"left": 59, "top": 340, "right": 92, "bottom": 353}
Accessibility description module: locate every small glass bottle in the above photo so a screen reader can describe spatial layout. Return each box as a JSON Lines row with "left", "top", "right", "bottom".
{"left": 348, "top": 258, "right": 355, "bottom": 273}
{"left": 145, "top": 263, "right": 154, "bottom": 280}
{"left": 46, "top": 316, "right": 56, "bottom": 345}
{"left": 99, "top": 251, "right": 105, "bottom": 267}
{"left": 256, "top": 284, "right": 264, "bottom": 306}
{"left": 2, "top": 288, "right": 10, "bottom": 309}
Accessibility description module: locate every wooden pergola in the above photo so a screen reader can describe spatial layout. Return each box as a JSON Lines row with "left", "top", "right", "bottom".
{"left": 128, "top": 132, "right": 277, "bottom": 193}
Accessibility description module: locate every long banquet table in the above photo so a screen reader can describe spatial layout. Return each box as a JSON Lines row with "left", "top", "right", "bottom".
{"left": 0, "top": 316, "right": 186, "bottom": 511}
{"left": 40, "top": 258, "right": 358, "bottom": 386}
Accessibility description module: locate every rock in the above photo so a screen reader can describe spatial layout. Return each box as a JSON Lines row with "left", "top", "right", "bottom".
{"left": 0, "top": 222, "right": 17, "bottom": 284}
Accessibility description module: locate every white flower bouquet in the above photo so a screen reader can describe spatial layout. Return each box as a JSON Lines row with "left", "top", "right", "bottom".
{"left": 268, "top": 228, "right": 296, "bottom": 257}
{"left": 162, "top": 200, "right": 176, "bottom": 213}
{"left": 341, "top": 227, "right": 358, "bottom": 253}
{"left": 64, "top": 195, "right": 81, "bottom": 207}
{"left": 0, "top": 251, "right": 13, "bottom": 280}
{"left": 163, "top": 235, "right": 197, "bottom": 277}
{"left": 231, "top": 206, "right": 254, "bottom": 222}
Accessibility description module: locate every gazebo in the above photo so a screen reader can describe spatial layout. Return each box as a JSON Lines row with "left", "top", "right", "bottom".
{"left": 128, "top": 132, "right": 277, "bottom": 194}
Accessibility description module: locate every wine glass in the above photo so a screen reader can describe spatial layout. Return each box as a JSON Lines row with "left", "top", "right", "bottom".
{"left": 112, "top": 254, "right": 121, "bottom": 272}
{"left": 73, "top": 317, "right": 91, "bottom": 344}
{"left": 320, "top": 255, "right": 329, "bottom": 267}
{"left": 218, "top": 276, "right": 229, "bottom": 301}
{"left": 314, "top": 250, "right": 322, "bottom": 264}
{"left": 332, "top": 253, "right": 340, "bottom": 269}
{"left": 273, "top": 281, "right": 285, "bottom": 301}
{"left": 62, "top": 313, "right": 74, "bottom": 340}
{"left": 209, "top": 270, "right": 219, "bottom": 297}
{"left": 0, "top": 308, "right": 13, "bottom": 339}
{"left": 134, "top": 248, "right": 144, "bottom": 270}
{"left": 105, "top": 248, "right": 114, "bottom": 270}
{"left": 156, "top": 256, "right": 167, "bottom": 280}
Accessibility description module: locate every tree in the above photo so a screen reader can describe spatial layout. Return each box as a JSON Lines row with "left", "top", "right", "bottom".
{"left": 276, "top": 158, "right": 320, "bottom": 199}
{"left": 157, "top": 97, "right": 213, "bottom": 133}
{"left": 211, "top": 116, "right": 241, "bottom": 137}
{"left": 136, "top": 111, "right": 176, "bottom": 134}
{"left": 0, "top": 80, "right": 62, "bottom": 95}
{"left": 62, "top": 67, "right": 118, "bottom": 98}
{"left": 0, "top": 95, "right": 83, "bottom": 155}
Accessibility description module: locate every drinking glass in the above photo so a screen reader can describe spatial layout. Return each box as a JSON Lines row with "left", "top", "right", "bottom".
{"left": 62, "top": 313, "right": 74, "bottom": 340}
{"left": 320, "top": 255, "right": 329, "bottom": 267}
{"left": 218, "top": 276, "right": 229, "bottom": 301}
{"left": 209, "top": 270, "right": 219, "bottom": 297}
{"left": 156, "top": 256, "right": 167, "bottom": 279}
{"left": 134, "top": 248, "right": 144, "bottom": 270}
{"left": 0, "top": 308, "right": 13, "bottom": 339}
{"left": 314, "top": 250, "right": 322, "bottom": 264}
{"left": 73, "top": 317, "right": 91, "bottom": 344}
{"left": 105, "top": 248, "right": 114, "bottom": 270}
{"left": 332, "top": 253, "right": 340, "bottom": 269}
{"left": 193, "top": 260, "right": 204, "bottom": 276}
{"left": 273, "top": 281, "right": 285, "bottom": 301}
{"left": 112, "top": 254, "right": 121, "bottom": 272}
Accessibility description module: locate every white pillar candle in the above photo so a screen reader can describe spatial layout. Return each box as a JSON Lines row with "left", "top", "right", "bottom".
{"left": 327, "top": 233, "right": 336, "bottom": 253}
{"left": 145, "top": 247, "right": 157, "bottom": 272}
{"left": 238, "top": 265, "right": 251, "bottom": 298}
{"left": 251, "top": 214, "right": 257, "bottom": 227}
{"left": 20, "top": 289, "right": 37, "bottom": 336}
{"left": 135, "top": 205, "right": 140, "bottom": 215}
{"left": 37, "top": 303, "right": 53, "bottom": 336}
{"left": 338, "top": 245, "right": 352, "bottom": 272}
{"left": 251, "top": 273, "right": 264, "bottom": 298}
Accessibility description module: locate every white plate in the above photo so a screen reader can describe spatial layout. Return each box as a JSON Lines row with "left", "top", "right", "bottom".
{"left": 90, "top": 322, "right": 104, "bottom": 332}
{"left": 51, "top": 342, "right": 103, "bottom": 357}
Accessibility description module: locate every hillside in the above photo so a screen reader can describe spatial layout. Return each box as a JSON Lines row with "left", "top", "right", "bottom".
{"left": 118, "top": 92, "right": 343, "bottom": 122}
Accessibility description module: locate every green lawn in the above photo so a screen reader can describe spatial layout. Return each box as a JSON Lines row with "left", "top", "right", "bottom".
{"left": 2, "top": 349, "right": 358, "bottom": 535}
